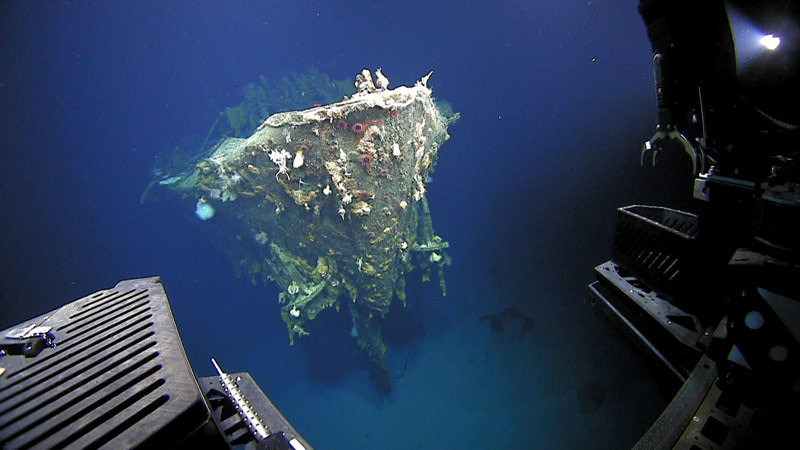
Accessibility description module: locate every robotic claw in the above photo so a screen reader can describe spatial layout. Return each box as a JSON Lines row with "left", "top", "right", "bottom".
{"left": 640, "top": 52, "right": 707, "bottom": 175}
{"left": 641, "top": 123, "right": 705, "bottom": 174}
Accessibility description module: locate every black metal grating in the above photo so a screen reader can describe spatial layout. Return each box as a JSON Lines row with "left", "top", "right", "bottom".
{"left": 612, "top": 205, "right": 701, "bottom": 302}
{"left": 0, "top": 277, "right": 209, "bottom": 449}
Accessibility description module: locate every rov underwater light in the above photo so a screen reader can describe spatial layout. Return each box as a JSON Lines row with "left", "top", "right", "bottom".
{"left": 759, "top": 33, "right": 780, "bottom": 51}
{"left": 726, "top": 4, "right": 779, "bottom": 67}
{"left": 726, "top": 0, "right": 800, "bottom": 125}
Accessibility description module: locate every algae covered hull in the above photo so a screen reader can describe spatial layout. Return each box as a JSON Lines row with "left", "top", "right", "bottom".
{"left": 157, "top": 70, "right": 458, "bottom": 392}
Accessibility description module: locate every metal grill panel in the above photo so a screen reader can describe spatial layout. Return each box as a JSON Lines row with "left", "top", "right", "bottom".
{"left": 612, "top": 205, "right": 701, "bottom": 303}
{"left": 0, "top": 277, "right": 209, "bottom": 449}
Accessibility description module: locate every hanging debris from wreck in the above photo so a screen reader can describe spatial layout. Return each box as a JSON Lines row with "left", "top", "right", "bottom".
{"left": 155, "top": 69, "right": 458, "bottom": 392}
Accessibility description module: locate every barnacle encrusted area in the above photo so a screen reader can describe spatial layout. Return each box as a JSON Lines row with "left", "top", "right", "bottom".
{"left": 158, "top": 69, "right": 458, "bottom": 393}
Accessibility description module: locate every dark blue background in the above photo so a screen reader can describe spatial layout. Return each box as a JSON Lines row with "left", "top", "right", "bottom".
{"left": 0, "top": 1, "right": 690, "bottom": 448}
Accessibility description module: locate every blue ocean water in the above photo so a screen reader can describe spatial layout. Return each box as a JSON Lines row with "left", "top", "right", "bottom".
{"left": 0, "top": 1, "right": 691, "bottom": 448}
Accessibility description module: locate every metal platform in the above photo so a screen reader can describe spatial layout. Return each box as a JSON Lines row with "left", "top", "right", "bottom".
{"left": 0, "top": 277, "right": 211, "bottom": 449}
{"left": 0, "top": 277, "right": 313, "bottom": 450}
{"left": 588, "top": 260, "right": 708, "bottom": 384}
